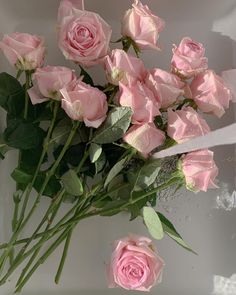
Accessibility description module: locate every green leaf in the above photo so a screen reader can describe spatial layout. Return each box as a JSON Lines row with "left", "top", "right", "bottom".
{"left": 100, "top": 200, "right": 127, "bottom": 216}
{"left": 143, "top": 207, "right": 164, "bottom": 240}
{"left": 157, "top": 212, "right": 197, "bottom": 254}
{"left": 4, "top": 118, "right": 44, "bottom": 150}
{"left": 0, "top": 72, "right": 24, "bottom": 116}
{"left": 89, "top": 143, "right": 102, "bottom": 163}
{"left": 104, "top": 157, "right": 128, "bottom": 187}
{"left": 95, "top": 151, "right": 106, "bottom": 174}
{"left": 130, "top": 160, "right": 161, "bottom": 195}
{"left": 11, "top": 168, "right": 32, "bottom": 184}
{"left": 61, "top": 169, "right": 83, "bottom": 196}
{"left": 93, "top": 107, "right": 132, "bottom": 144}
{"left": 34, "top": 174, "right": 61, "bottom": 198}
{"left": 80, "top": 66, "right": 94, "bottom": 86}
{"left": 0, "top": 135, "right": 11, "bottom": 159}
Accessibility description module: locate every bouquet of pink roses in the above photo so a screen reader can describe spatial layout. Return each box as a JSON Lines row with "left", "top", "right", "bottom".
{"left": 0, "top": 0, "right": 234, "bottom": 292}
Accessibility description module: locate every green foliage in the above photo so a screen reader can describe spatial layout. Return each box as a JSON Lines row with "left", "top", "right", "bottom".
{"left": 104, "top": 156, "right": 129, "bottom": 187}
{"left": 89, "top": 143, "right": 102, "bottom": 163}
{"left": 157, "top": 212, "right": 197, "bottom": 254}
{"left": 61, "top": 170, "right": 83, "bottom": 196}
{"left": 93, "top": 107, "right": 132, "bottom": 144}
{"left": 79, "top": 66, "right": 94, "bottom": 86}
{"left": 143, "top": 207, "right": 164, "bottom": 240}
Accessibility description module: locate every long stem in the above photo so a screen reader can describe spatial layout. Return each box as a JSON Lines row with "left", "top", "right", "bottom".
{"left": 0, "top": 119, "right": 78, "bottom": 271}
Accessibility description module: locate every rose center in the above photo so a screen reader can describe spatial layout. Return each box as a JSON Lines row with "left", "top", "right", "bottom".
{"left": 187, "top": 42, "right": 200, "bottom": 52}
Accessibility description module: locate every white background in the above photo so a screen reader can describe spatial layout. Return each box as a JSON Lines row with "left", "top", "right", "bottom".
{"left": 0, "top": 0, "right": 236, "bottom": 294}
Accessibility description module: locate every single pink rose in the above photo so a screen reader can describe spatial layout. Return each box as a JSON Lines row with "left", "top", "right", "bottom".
{"left": 221, "top": 69, "right": 236, "bottom": 102}
{"left": 58, "top": 0, "right": 112, "bottom": 67}
{"left": 0, "top": 32, "right": 45, "bottom": 70}
{"left": 145, "top": 68, "right": 185, "bottom": 108}
{"left": 28, "top": 66, "right": 76, "bottom": 105}
{"left": 123, "top": 123, "right": 165, "bottom": 157}
{"left": 119, "top": 81, "right": 160, "bottom": 124}
{"left": 122, "top": 0, "right": 165, "bottom": 50}
{"left": 61, "top": 80, "right": 108, "bottom": 128}
{"left": 104, "top": 49, "right": 146, "bottom": 86}
{"left": 190, "top": 70, "right": 232, "bottom": 118}
{"left": 167, "top": 107, "right": 210, "bottom": 143}
{"left": 181, "top": 149, "right": 219, "bottom": 192}
{"left": 108, "top": 235, "right": 164, "bottom": 291}
{"left": 171, "top": 37, "right": 208, "bottom": 78}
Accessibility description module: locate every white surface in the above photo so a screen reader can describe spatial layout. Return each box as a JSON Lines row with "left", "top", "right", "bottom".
{"left": 0, "top": 1, "right": 236, "bottom": 295}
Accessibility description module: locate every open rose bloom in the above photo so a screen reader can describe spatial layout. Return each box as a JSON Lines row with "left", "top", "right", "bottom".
{"left": 108, "top": 235, "right": 164, "bottom": 291}
{"left": 0, "top": 0, "right": 235, "bottom": 293}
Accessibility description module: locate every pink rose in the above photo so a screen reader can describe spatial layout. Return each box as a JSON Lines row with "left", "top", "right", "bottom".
{"left": 108, "top": 235, "right": 164, "bottom": 291}
{"left": 190, "top": 70, "right": 232, "bottom": 118}
{"left": 28, "top": 66, "right": 76, "bottom": 105}
{"left": 181, "top": 149, "right": 219, "bottom": 192}
{"left": 171, "top": 37, "right": 208, "bottom": 78}
{"left": 167, "top": 107, "right": 210, "bottom": 143}
{"left": 145, "top": 68, "right": 185, "bottom": 108}
{"left": 61, "top": 80, "right": 108, "bottom": 128}
{"left": 0, "top": 32, "right": 45, "bottom": 70}
{"left": 123, "top": 123, "right": 165, "bottom": 157}
{"left": 122, "top": 0, "right": 165, "bottom": 50}
{"left": 119, "top": 81, "right": 160, "bottom": 124}
{"left": 104, "top": 49, "right": 146, "bottom": 86}
{"left": 58, "top": 0, "right": 112, "bottom": 67}
{"left": 221, "top": 69, "right": 236, "bottom": 102}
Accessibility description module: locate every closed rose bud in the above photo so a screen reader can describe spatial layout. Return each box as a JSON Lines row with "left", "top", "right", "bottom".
{"left": 122, "top": 0, "right": 165, "bottom": 50}
{"left": 167, "top": 107, "right": 210, "bottom": 143}
{"left": 28, "top": 66, "right": 77, "bottom": 105}
{"left": 191, "top": 70, "right": 232, "bottom": 118}
{"left": 58, "top": 0, "right": 112, "bottom": 67}
{"left": 0, "top": 32, "right": 45, "bottom": 71}
{"left": 123, "top": 123, "right": 165, "bottom": 157}
{"left": 171, "top": 37, "right": 208, "bottom": 78}
{"left": 108, "top": 235, "right": 164, "bottom": 291}
{"left": 104, "top": 49, "right": 146, "bottom": 86}
{"left": 119, "top": 81, "right": 160, "bottom": 124}
{"left": 61, "top": 80, "right": 108, "bottom": 128}
{"left": 181, "top": 149, "right": 219, "bottom": 192}
{"left": 145, "top": 68, "right": 185, "bottom": 108}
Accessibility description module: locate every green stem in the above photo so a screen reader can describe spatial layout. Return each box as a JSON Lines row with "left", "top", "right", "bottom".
{"left": 54, "top": 228, "right": 73, "bottom": 284}
{"left": 23, "top": 71, "right": 30, "bottom": 119}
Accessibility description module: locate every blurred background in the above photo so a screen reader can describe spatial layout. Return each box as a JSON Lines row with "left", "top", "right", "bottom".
{"left": 0, "top": 0, "right": 235, "bottom": 294}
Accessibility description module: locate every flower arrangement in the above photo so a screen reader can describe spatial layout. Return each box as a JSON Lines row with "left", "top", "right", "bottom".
{"left": 0, "top": 0, "right": 234, "bottom": 292}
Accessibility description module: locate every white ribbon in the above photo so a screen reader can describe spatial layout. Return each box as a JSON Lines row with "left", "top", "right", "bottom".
{"left": 153, "top": 123, "right": 236, "bottom": 159}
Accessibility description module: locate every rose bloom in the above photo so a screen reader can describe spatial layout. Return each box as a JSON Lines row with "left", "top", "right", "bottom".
{"left": 221, "top": 69, "right": 236, "bottom": 102}
{"left": 191, "top": 70, "right": 232, "bottom": 118}
{"left": 122, "top": 0, "right": 165, "bottom": 50}
{"left": 108, "top": 235, "right": 164, "bottom": 291}
{"left": 171, "top": 37, "right": 208, "bottom": 78}
{"left": 28, "top": 66, "right": 76, "bottom": 104}
{"left": 181, "top": 149, "right": 219, "bottom": 192}
{"left": 167, "top": 107, "right": 210, "bottom": 143}
{"left": 60, "top": 80, "right": 108, "bottom": 128}
{"left": 104, "top": 49, "right": 146, "bottom": 86}
{"left": 58, "top": 0, "right": 112, "bottom": 67}
{"left": 0, "top": 32, "right": 45, "bottom": 71}
{"left": 145, "top": 68, "right": 185, "bottom": 108}
{"left": 119, "top": 81, "right": 160, "bottom": 124}
{"left": 123, "top": 123, "right": 165, "bottom": 157}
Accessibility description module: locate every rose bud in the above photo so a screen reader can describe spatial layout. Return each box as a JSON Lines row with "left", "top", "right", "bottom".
{"left": 28, "top": 66, "right": 77, "bottom": 104}
{"left": 180, "top": 149, "right": 219, "bottom": 192}
{"left": 60, "top": 80, "right": 108, "bottom": 128}
{"left": 119, "top": 81, "right": 160, "bottom": 124}
{"left": 58, "top": 0, "right": 112, "bottom": 67}
{"left": 191, "top": 70, "right": 232, "bottom": 118}
{"left": 171, "top": 37, "right": 208, "bottom": 78}
{"left": 123, "top": 123, "right": 165, "bottom": 157}
{"left": 104, "top": 49, "right": 146, "bottom": 86}
{"left": 108, "top": 235, "right": 164, "bottom": 291}
{"left": 0, "top": 32, "right": 45, "bottom": 71}
{"left": 122, "top": 0, "right": 165, "bottom": 50}
{"left": 145, "top": 68, "right": 185, "bottom": 108}
{"left": 167, "top": 107, "right": 210, "bottom": 143}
